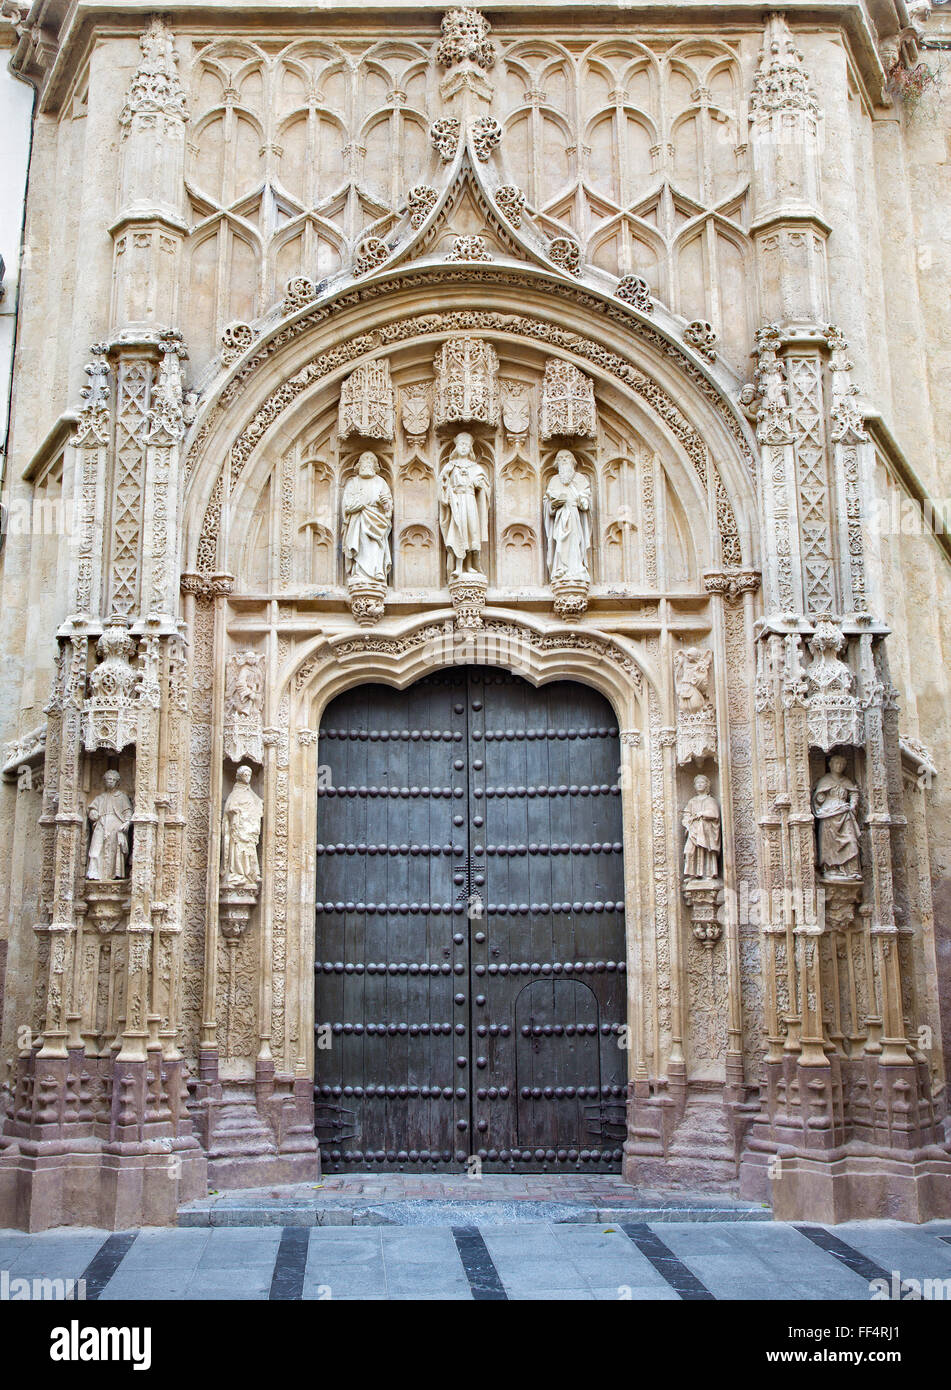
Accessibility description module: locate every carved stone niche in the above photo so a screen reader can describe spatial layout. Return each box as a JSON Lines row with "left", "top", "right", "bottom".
{"left": 433, "top": 336, "right": 499, "bottom": 427}
{"left": 82, "top": 616, "right": 139, "bottom": 753}
{"left": 674, "top": 647, "right": 717, "bottom": 766}
{"left": 223, "top": 650, "right": 265, "bottom": 766}
{"left": 540, "top": 359, "right": 597, "bottom": 440}
{"left": 806, "top": 619, "right": 863, "bottom": 751}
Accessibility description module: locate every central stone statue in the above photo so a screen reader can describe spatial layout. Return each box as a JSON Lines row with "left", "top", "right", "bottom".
{"left": 544, "top": 449, "right": 591, "bottom": 584}
{"left": 222, "top": 765, "right": 264, "bottom": 893}
{"left": 682, "top": 774, "right": 721, "bottom": 880}
{"left": 86, "top": 770, "right": 133, "bottom": 881}
{"left": 342, "top": 451, "right": 393, "bottom": 588}
{"left": 438, "top": 431, "right": 490, "bottom": 580}
{"left": 812, "top": 754, "right": 861, "bottom": 878}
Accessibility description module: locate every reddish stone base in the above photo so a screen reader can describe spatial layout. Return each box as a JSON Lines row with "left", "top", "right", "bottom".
{"left": 0, "top": 1137, "right": 207, "bottom": 1232}
{"left": 739, "top": 1146, "right": 951, "bottom": 1223}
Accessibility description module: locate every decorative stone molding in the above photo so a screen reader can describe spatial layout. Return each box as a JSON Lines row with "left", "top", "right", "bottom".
{"left": 433, "top": 335, "right": 500, "bottom": 426}
{"left": 337, "top": 358, "right": 395, "bottom": 441}
{"left": 1, "top": 724, "right": 46, "bottom": 781}
{"left": 616, "top": 275, "right": 653, "bottom": 313}
{"left": 540, "top": 359, "right": 596, "bottom": 439}
{"left": 82, "top": 617, "right": 139, "bottom": 753}
{"left": 494, "top": 185, "right": 526, "bottom": 227}
{"left": 223, "top": 651, "right": 265, "bottom": 765}
{"left": 751, "top": 324, "right": 793, "bottom": 443}
{"left": 684, "top": 320, "right": 718, "bottom": 362}
{"left": 703, "top": 569, "right": 761, "bottom": 602}
{"left": 674, "top": 647, "right": 717, "bottom": 765}
{"left": 149, "top": 330, "right": 187, "bottom": 442}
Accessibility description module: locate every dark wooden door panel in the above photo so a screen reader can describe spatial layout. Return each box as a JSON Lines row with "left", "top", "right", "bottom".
{"left": 315, "top": 667, "right": 626, "bottom": 1172}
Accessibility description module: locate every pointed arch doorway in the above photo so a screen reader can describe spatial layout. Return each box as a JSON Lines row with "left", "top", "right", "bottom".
{"left": 314, "top": 665, "right": 628, "bottom": 1174}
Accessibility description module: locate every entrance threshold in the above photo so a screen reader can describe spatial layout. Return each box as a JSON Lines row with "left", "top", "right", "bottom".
{"left": 179, "top": 1175, "right": 771, "bottom": 1227}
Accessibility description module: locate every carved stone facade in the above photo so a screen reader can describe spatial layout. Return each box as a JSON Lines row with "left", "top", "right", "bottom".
{"left": 2, "top": 3, "right": 951, "bottom": 1230}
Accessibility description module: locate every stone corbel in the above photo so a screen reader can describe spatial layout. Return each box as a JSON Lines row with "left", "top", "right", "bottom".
{"left": 682, "top": 879, "right": 724, "bottom": 948}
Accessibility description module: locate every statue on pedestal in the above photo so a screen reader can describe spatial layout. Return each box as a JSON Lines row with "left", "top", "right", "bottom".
{"left": 544, "top": 450, "right": 591, "bottom": 585}
{"left": 86, "top": 771, "right": 133, "bottom": 881}
{"left": 438, "top": 431, "right": 490, "bottom": 580}
{"left": 682, "top": 775, "right": 721, "bottom": 881}
{"left": 813, "top": 755, "right": 861, "bottom": 879}
{"left": 222, "top": 765, "right": 264, "bottom": 893}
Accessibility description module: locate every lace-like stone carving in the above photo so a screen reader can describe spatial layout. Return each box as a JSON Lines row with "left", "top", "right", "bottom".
{"left": 433, "top": 336, "right": 499, "bottom": 426}
{"left": 616, "top": 275, "right": 653, "bottom": 313}
{"left": 355, "top": 236, "right": 389, "bottom": 276}
{"left": 430, "top": 117, "right": 461, "bottom": 162}
{"left": 471, "top": 116, "right": 501, "bottom": 161}
{"left": 282, "top": 276, "right": 316, "bottom": 313}
{"left": 82, "top": 617, "right": 139, "bottom": 753}
{"left": 408, "top": 185, "right": 438, "bottom": 228}
{"left": 548, "top": 237, "right": 581, "bottom": 276}
{"left": 540, "top": 358, "right": 596, "bottom": 439}
{"left": 494, "top": 185, "right": 526, "bottom": 227}
{"left": 338, "top": 358, "right": 395, "bottom": 441}
{"left": 447, "top": 235, "right": 491, "bottom": 262}
{"left": 684, "top": 320, "right": 718, "bottom": 361}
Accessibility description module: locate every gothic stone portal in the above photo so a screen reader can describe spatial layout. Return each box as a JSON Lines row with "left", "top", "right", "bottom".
{"left": 314, "top": 668, "right": 627, "bottom": 1172}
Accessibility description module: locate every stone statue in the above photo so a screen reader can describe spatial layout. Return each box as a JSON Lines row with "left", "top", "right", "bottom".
{"left": 682, "top": 774, "right": 721, "bottom": 880}
{"left": 342, "top": 452, "right": 393, "bottom": 587}
{"left": 222, "top": 765, "right": 264, "bottom": 893}
{"left": 544, "top": 450, "right": 592, "bottom": 584}
{"left": 813, "top": 754, "right": 861, "bottom": 878}
{"left": 86, "top": 770, "right": 134, "bottom": 881}
{"left": 438, "top": 431, "right": 490, "bottom": 580}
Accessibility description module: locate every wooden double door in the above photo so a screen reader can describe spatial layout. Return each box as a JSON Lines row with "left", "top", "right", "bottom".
{"left": 314, "top": 667, "right": 628, "bottom": 1172}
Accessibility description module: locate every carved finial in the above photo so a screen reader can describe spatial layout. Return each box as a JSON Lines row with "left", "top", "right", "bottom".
{"left": 750, "top": 14, "right": 819, "bottom": 120}
{"left": 120, "top": 17, "right": 187, "bottom": 126}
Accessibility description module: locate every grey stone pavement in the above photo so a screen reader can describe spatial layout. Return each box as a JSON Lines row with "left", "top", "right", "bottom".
{"left": 2, "top": 1215, "right": 951, "bottom": 1300}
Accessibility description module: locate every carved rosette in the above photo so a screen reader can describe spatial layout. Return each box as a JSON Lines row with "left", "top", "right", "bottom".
{"left": 338, "top": 358, "right": 395, "bottom": 441}
{"left": 221, "top": 321, "right": 255, "bottom": 367}
{"left": 540, "top": 359, "right": 597, "bottom": 439}
{"left": 547, "top": 237, "right": 581, "bottom": 276}
{"left": 433, "top": 336, "right": 500, "bottom": 426}
{"left": 82, "top": 617, "right": 139, "bottom": 754}
{"left": 347, "top": 578, "right": 387, "bottom": 627}
{"left": 283, "top": 276, "right": 317, "bottom": 313}
{"left": 223, "top": 650, "right": 265, "bottom": 765}
{"left": 448, "top": 571, "right": 488, "bottom": 629}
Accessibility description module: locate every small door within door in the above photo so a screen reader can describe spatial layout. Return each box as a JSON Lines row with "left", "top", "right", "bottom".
{"left": 314, "top": 666, "right": 627, "bottom": 1172}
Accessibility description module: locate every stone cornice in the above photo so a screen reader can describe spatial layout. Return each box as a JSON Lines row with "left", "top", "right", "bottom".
{"left": 23, "top": 3, "right": 903, "bottom": 115}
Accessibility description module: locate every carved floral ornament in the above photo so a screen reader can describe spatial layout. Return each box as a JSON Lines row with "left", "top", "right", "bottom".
{"left": 190, "top": 302, "right": 747, "bottom": 575}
